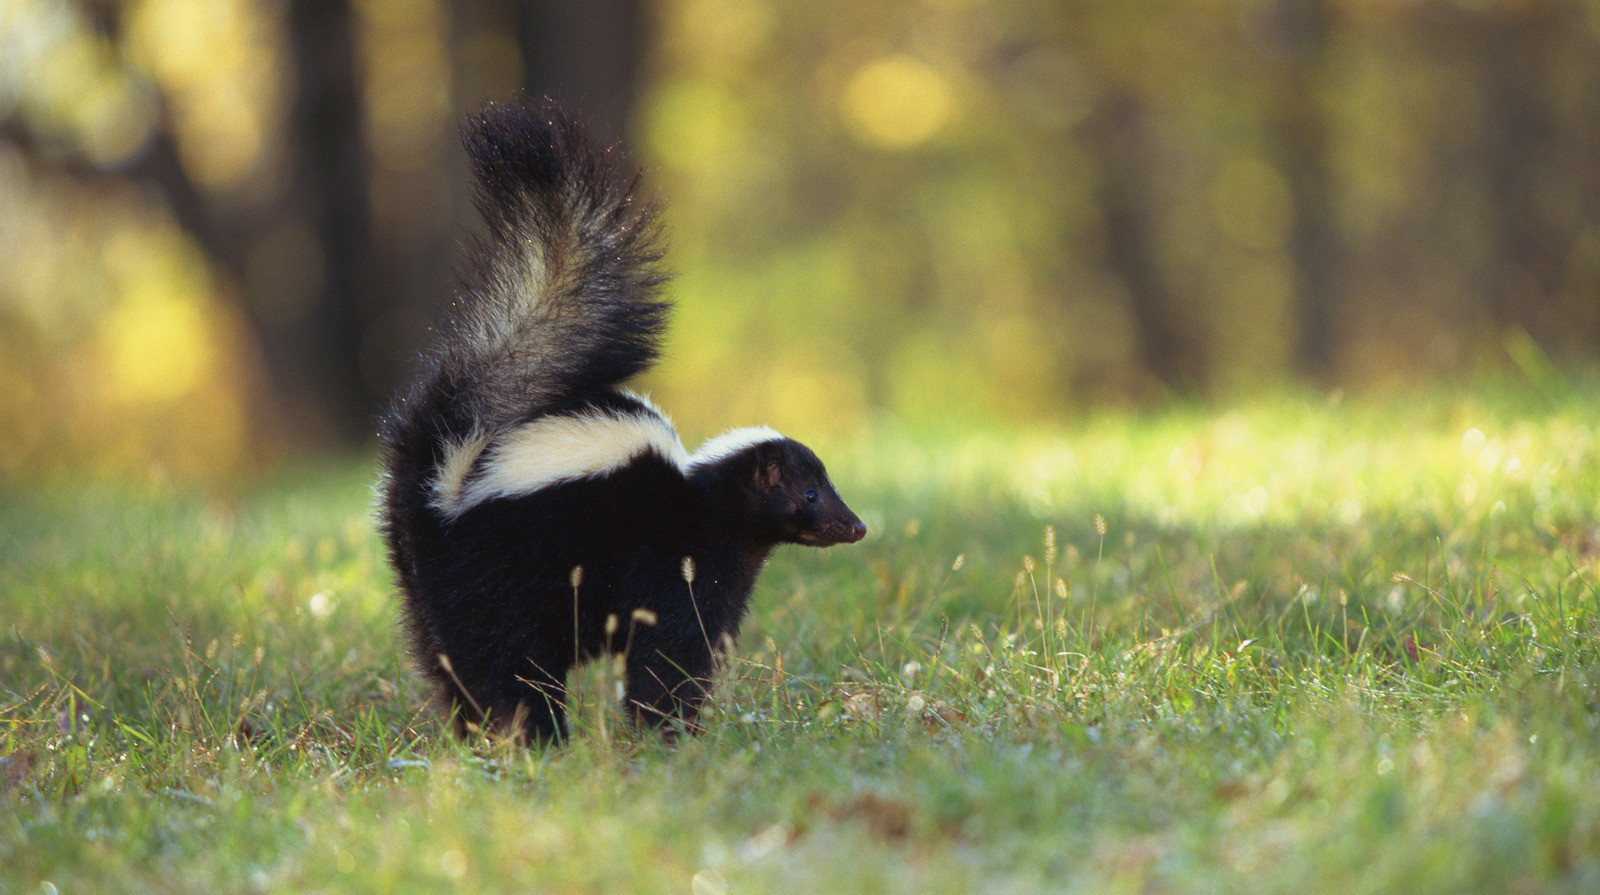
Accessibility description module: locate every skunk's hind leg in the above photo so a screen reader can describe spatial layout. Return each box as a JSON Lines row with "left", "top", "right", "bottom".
{"left": 437, "top": 649, "right": 571, "bottom": 745}
{"left": 503, "top": 651, "right": 571, "bottom": 745}
{"left": 624, "top": 630, "right": 716, "bottom": 736}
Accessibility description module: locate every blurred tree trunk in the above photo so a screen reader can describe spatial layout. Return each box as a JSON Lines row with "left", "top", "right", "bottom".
{"left": 516, "top": 0, "right": 648, "bottom": 141}
{"left": 277, "top": 0, "right": 374, "bottom": 445}
{"left": 109, "top": 0, "right": 650, "bottom": 450}
{"left": 1085, "top": 90, "right": 1208, "bottom": 393}
{"left": 1470, "top": 7, "right": 1578, "bottom": 353}
{"left": 85, "top": 0, "right": 375, "bottom": 446}
{"left": 1268, "top": 0, "right": 1339, "bottom": 381}
{"left": 271, "top": 0, "right": 652, "bottom": 445}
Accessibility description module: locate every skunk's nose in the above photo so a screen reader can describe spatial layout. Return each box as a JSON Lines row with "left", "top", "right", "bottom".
{"left": 846, "top": 519, "right": 867, "bottom": 543}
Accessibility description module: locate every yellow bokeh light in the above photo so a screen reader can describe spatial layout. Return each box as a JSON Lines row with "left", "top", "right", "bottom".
{"left": 79, "top": 76, "right": 158, "bottom": 168}
{"left": 126, "top": 0, "right": 284, "bottom": 191}
{"left": 362, "top": 30, "right": 451, "bottom": 169}
{"left": 100, "top": 290, "right": 215, "bottom": 405}
{"left": 840, "top": 54, "right": 953, "bottom": 150}
{"left": 645, "top": 81, "right": 749, "bottom": 171}
{"left": 665, "top": 0, "right": 775, "bottom": 67}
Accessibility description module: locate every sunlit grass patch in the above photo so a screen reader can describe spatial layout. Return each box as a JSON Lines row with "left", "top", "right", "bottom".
{"left": 4, "top": 383, "right": 1600, "bottom": 893}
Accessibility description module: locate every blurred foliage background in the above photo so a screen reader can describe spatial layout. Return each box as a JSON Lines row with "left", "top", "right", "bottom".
{"left": 2, "top": 0, "right": 1598, "bottom": 481}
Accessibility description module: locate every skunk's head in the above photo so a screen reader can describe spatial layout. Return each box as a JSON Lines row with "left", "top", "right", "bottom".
{"left": 691, "top": 431, "right": 866, "bottom": 548}
{"left": 749, "top": 438, "right": 866, "bottom": 547}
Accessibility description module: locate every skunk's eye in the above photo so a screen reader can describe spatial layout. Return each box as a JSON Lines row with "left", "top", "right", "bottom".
{"left": 804, "top": 489, "right": 818, "bottom": 503}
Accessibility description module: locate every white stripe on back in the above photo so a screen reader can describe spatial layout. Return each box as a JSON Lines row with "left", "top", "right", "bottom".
{"left": 689, "top": 426, "right": 783, "bottom": 468}
{"left": 434, "top": 405, "right": 689, "bottom": 517}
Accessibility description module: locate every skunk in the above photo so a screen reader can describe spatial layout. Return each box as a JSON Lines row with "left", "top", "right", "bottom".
{"left": 378, "top": 97, "right": 866, "bottom": 743}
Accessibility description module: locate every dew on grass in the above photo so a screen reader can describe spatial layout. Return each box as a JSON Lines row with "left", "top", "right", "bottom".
{"left": 739, "top": 823, "right": 791, "bottom": 861}
{"left": 1336, "top": 498, "right": 1364, "bottom": 524}
{"left": 440, "top": 847, "right": 467, "bottom": 879}
{"left": 308, "top": 592, "right": 333, "bottom": 618}
{"left": 691, "top": 869, "right": 727, "bottom": 895}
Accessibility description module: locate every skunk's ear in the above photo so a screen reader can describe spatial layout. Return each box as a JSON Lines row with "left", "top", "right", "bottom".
{"left": 753, "top": 442, "right": 784, "bottom": 491}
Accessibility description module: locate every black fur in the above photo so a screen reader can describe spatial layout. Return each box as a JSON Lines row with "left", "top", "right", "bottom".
{"left": 378, "top": 98, "right": 865, "bottom": 743}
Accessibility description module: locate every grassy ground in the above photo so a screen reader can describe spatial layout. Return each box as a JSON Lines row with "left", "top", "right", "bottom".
{"left": 4, "top": 382, "right": 1600, "bottom": 894}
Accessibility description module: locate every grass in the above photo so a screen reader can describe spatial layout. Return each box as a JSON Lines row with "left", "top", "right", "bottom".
{"left": 4, "top": 381, "right": 1600, "bottom": 893}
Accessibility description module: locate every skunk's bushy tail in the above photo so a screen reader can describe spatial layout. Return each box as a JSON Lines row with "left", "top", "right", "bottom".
{"left": 379, "top": 98, "right": 668, "bottom": 608}
{"left": 388, "top": 97, "right": 668, "bottom": 451}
